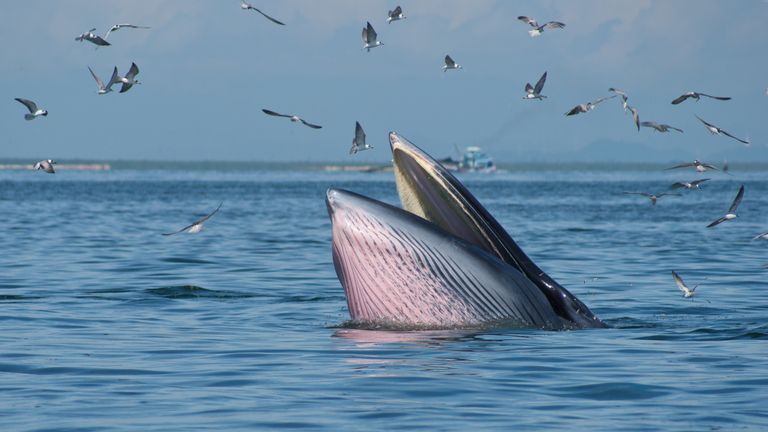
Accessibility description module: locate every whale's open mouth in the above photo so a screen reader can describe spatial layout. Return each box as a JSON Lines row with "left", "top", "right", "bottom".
{"left": 325, "top": 132, "right": 605, "bottom": 329}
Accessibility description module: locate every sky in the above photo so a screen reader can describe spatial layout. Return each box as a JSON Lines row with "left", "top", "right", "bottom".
{"left": 1, "top": 0, "right": 767, "bottom": 163}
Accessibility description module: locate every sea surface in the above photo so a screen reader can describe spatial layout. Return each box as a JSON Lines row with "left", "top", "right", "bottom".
{"left": 1, "top": 165, "right": 767, "bottom": 431}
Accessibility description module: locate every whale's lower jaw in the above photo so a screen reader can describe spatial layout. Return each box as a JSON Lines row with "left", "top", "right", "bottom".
{"left": 327, "top": 189, "right": 571, "bottom": 330}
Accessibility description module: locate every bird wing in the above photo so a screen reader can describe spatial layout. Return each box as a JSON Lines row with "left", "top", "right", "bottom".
{"left": 119, "top": 82, "right": 133, "bottom": 93}
{"left": 445, "top": 55, "right": 455, "bottom": 67}
{"left": 657, "top": 193, "right": 681, "bottom": 198}
{"left": 701, "top": 163, "right": 720, "bottom": 171}
{"left": 262, "top": 109, "right": 292, "bottom": 118}
{"left": 695, "top": 115, "right": 717, "bottom": 129}
{"left": 517, "top": 16, "right": 538, "bottom": 27}
{"left": 727, "top": 185, "right": 745, "bottom": 214}
{"left": 669, "top": 182, "right": 687, "bottom": 189}
{"left": 354, "top": 121, "right": 365, "bottom": 145}
{"left": 15, "top": 98, "right": 37, "bottom": 113}
{"left": 252, "top": 8, "right": 285, "bottom": 25}
{"left": 300, "top": 118, "right": 322, "bottom": 129}
{"left": 640, "top": 121, "right": 657, "bottom": 129}
{"left": 719, "top": 129, "right": 750, "bottom": 145}
{"left": 543, "top": 21, "right": 565, "bottom": 29}
{"left": 691, "top": 178, "right": 710, "bottom": 186}
{"left": 565, "top": 105, "right": 584, "bottom": 116}
{"left": 126, "top": 62, "right": 140, "bottom": 80}
{"left": 629, "top": 106, "right": 640, "bottom": 131}
{"left": 670, "top": 94, "right": 691, "bottom": 104}
{"left": 533, "top": 71, "right": 547, "bottom": 94}
{"left": 753, "top": 231, "right": 768, "bottom": 240}
{"left": 88, "top": 66, "right": 105, "bottom": 89}
{"left": 664, "top": 162, "right": 694, "bottom": 170}
{"left": 366, "top": 22, "right": 377, "bottom": 40}
{"left": 524, "top": 83, "right": 534, "bottom": 94}
{"left": 163, "top": 202, "right": 223, "bottom": 236}
{"left": 392, "top": 6, "right": 402, "bottom": 16}
{"left": 90, "top": 35, "right": 111, "bottom": 46}
{"left": 362, "top": 25, "right": 369, "bottom": 42}
{"left": 671, "top": 271, "right": 688, "bottom": 293}
{"left": 707, "top": 216, "right": 728, "bottom": 228}
{"left": 104, "top": 25, "right": 118, "bottom": 39}
{"left": 698, "top": 93, "right": 731, "bottom": 101}
{"left": 591, "top": 95, "right": 616, "bottom": 106}
{"left": 608, "top": 87, "right": 627, "bottom": 97}
{"left": 106, "top": 66, "right": 120, "bottom": 90}
{"left": 624, "top": 192, "right": 652, "bottom": 197}
{"left": 666, "top": 124, "right": 684, "bottom": 133}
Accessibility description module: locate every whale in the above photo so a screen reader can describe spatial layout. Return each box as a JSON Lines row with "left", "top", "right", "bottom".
{"left": 326, "top": 132, "right": 606, "bottom": 329}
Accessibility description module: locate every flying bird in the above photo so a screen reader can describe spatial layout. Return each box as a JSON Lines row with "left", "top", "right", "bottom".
{"left": 262, "top": 109, "right": 322, "bottom": 129}
{"left": 670, "top": 178, "right": 710, "bottom": 190}
{"left": 362, "top": 22, "right": 382, "bottom": 51}
{"left": 672, "top": 271, "right": 699, "bottom": 299}
{"left": 88, "top": 66, "right": 119, "bottom": 95}
{"left": 641, "top": 121, "right": 683, "bottom": 133}
{"left": 116, "top": 62, "right": 141, "bottom": 93}
{"left": 517, "top": 16, "right": 565, "bottom": 37}
{"left": 33, "top": 159, "right": 56, "bottom": 174}
{"left": 752, "top": 231, "right": 768, "bottom": 241}
{"left": 665, "top": 160, "right": 719, "bottom": 173}
{"left": 75, "top": 28, "right": 110, "bottom": 46}
{"left": 523, "top": 71, "right": 547, "bottom": 100}
{"left": 163, "top": 202, "right": 223, "bottom": 236}
{"left": 671, "top": 91, "right": 730, "bottom": 105}
{"left": 15, "top": 98, "right": 48, "bottom": 120}
{"left": 442, "top": 55, "right": 462, "bottom": 72}
{"left": 350, "top": 121, "right": 372, "bottom": 155}
{"left": 623, "top": 191, "right": 680, "bottom": 205}
{"left": 627, "top": 105, "right": 640, "bottom": 131}
{"left": 608, "top": 87, "right": 629, "bottom": 112}
{"left": 104, "top": 23, "right": 151, "bottom": 39}
{"left": 387, "top": 6, "right": 405, "bottom": 23}
{"left": 565, "top": 95, "right": 616, "bottom": 116}
{"left": 707, "top": 185, "right": 744, "bottom": 228}
{"left": 695, "top": 115, "right": 749, "bottom": 145}
{"left": 240, "top": 2, "right": 285, "bottom": 25}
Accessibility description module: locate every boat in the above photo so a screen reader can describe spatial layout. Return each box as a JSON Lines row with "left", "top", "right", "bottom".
{"left": 456, "top": 146, "right": 496, "bottom": 173}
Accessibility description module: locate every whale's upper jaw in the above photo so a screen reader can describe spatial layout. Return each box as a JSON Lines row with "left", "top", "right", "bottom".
{"left": 388, "top": 131, "right": 605, "bottom": 328}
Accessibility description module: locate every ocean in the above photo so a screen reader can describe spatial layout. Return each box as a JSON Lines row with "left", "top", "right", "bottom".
{"left": 1, "top": 164, "right": 767, "bottom": 431}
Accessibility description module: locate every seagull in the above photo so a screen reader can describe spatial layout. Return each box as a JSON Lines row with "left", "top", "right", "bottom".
{"left": 670, "top": 178, "right": 710, "bottom": 190}
{"left": 442, "top": 55, "right": 462, "bottom": 72}
{"left": 665, "top": 160, "right": 719, "bottom": 173}
{"left": 672, "top": 271, "right": 698, "bottom": 298}
{"left": 88, "top": 66, "right": 119, "bottom": 95}
{"left": 627, "top": 105, "right": 640, "bottom": 131}
{"left": 240, "top": 2, "right": 285, "bottom": 25}
{"left": 623, "top": 191, "right": 680, "bottom": 205}
{"left": 104, "top": 23, "right": 151, "bottom": 40}
{"left": 707, "top": 184, "right": 744, "bottom": 228}
{"left": 608, "top": 87, "right": 629, "bottom": 112}
{"left": 695, "top": 115, "right": 749, "bottom": 145}
{"left": 517, "top": 16, "right": 565, "bottom": 37}
{"left": 163, "top": 202, "right": 223, "bottom": 236}
{"left": 565, "top": 95, "right": 616, "bottom": 116}
{"left": 387, "top": 6, "right": 405, "bottom": 23}
{"left": 523, "top": 71, "right": 547, "bottom": 100}
{"left": 262, "top": 109, "right": 322, "bottom": 129}
{"left": 362, "top": 22, "right": 382, "bottom": 51}
{"left": 641, "top": 121, "right": 684, "bottom": 133}
{"left": 33, "top": 159, "right": 56, "bottom": 174}
{"left": 753, "top": 231, "right": 768, "bottom": 241}
{"left": 14, "top": 98, "right": 48, "bottom": 120}
{"left": 116, "top": 62, "right": 141, "bottom": 93}
{"left": 350, "top": 121, "right": 372, "bottom": 155}
{"left": 75, "top": 28, "right": 110, "bottom": 46}
{"left": 671, "top": 91, "right": 731, "bottom": 105}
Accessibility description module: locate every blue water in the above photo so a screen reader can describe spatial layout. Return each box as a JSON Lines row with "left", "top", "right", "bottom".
{"left": 1, "top": 167, "right": 767, "bottom": 431}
